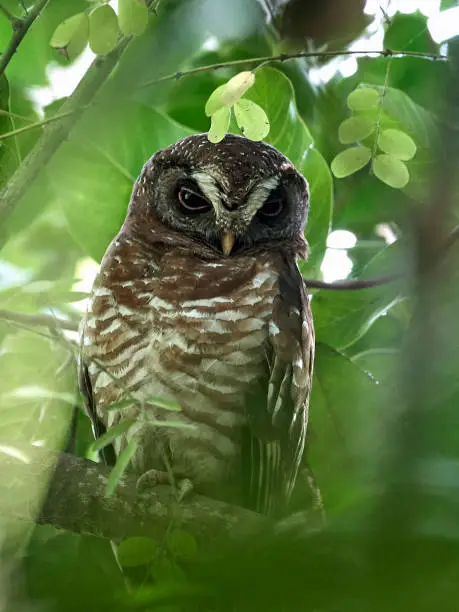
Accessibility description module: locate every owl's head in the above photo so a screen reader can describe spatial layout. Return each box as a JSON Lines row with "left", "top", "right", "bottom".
{"left": 125, "top": 134, "right": 309, "bottom": 258}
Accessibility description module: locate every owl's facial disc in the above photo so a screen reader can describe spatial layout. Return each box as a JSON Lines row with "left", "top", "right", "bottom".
{"left": 189, "top": 172, "right": 289, "bottom": 255}
{"left": 152, "top": 166, "right": 306, "bottom": 256}
{"left": 146, "top": 136, "right": 308, "bottom": 258}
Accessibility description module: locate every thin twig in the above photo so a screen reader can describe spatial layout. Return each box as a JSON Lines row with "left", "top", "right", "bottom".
{"left": 0, "top": 4, "right": 15, "bottom": 22}
{"left": 0, "top": 108, "right": 35, "bottom": 122}
{"left": 0, "top": 0, "right": 50, "bottom": 79}
{"left": 0, "top": 107, "right": 87, "bottom": 142}
{"left": 0, "top": 309, "right": 79, "bottom": 332}
{"left": 304, "top": 274, "right": 400, "bottom": 291}
{"left": 137, "top": 48, "right": 449, "bottom": 90}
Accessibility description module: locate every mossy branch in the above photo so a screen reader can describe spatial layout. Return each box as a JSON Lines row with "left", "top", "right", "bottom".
{"left": 0, "top": 442, "right": 266, "bottom": 546}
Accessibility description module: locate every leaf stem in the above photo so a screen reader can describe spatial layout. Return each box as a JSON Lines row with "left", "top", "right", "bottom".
{"left": 370, "top": 57, "right": 392, "bottom": 171}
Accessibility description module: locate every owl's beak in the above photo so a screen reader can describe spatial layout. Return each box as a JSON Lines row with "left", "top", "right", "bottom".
{"left": 221, "top": 231, "right": 236, "bottom": 256}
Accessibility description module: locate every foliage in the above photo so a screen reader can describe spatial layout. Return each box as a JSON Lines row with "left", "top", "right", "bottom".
{"left": 0, "top": 1, "right": 459, "bottom": 611}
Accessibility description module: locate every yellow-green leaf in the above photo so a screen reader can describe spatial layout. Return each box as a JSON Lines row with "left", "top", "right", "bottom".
{"left": 89, "top": 5, "right": 120, "bottom": 55}
{"left": 118, "top": 0, "right": 148, "bottom": 36}
{"left": 208, "top": 106, "right": 231, "bottom": 143}
{"left": 50, "top": 12, "right": 89, "bottom": 60}
{"left": 338, "top": 116, "right": 375, "bottom": 144}
{"left": 117, "top": 537, "right": 157, "bottom": 567}
{"left": 147, "top": 396, "right": 181, "bottom": 411}
{"left": 220, "top": 71, "right": 255, "bottom": 107}
{"left": 347, "top": 87, "right": 380, "bottom": 111}
{"left": 106, "top": 439, "right": 137, "bottom": 496}
{"left": 89, "top": 419, "right": 136, "bottom": 453}
{"left": 372, "top": 154, "right": 410, "bottom": 188}
{"left": 377, "top": 128, "right": 417, "bottom": 161}
{"left": 331, "top": 146, "right": 371, "bottom": 178}
{"left": 205, "top": 84, "right": 228, "bottom": 117}
{"left": 233, "top": 99, "right": 270, "bottom": 141}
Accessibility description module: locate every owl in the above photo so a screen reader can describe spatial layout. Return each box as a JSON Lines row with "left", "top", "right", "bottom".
{"left": 79, "top": 133, "right": 314, "bottom": 517}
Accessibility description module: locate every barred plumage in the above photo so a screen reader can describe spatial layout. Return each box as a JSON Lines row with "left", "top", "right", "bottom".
{"left": 79, "top": 133, "right": 314, "bottom": 516}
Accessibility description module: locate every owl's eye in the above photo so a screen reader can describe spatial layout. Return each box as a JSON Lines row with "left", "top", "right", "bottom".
{"left": 177, "top": 187, "right": 212, "bottom": 214}
{"left": 258, "top": 190, "right": 285, "bottom": 219}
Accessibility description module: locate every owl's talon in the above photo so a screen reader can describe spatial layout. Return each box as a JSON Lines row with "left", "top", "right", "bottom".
{"left": 136, "top": 468, "right": 170, "bottom": 493}
{"left": 176, "top": 478, "right": 194, "bottom": 502}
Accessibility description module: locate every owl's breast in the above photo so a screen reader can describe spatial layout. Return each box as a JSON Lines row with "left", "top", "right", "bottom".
{"left": 149, "top": 255, "right": 278, "bottom": 412}
{"left": 82, "top": 245, "right": 280, "bottom": 495}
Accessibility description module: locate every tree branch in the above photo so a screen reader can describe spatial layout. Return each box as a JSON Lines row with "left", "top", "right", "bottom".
{"left": 0, "top": 0, "right": 50, "bottom": 79}
{"left": 0, "top": 308, "right": 79, "bottom": 332}
{"left": 0, "top": 36, "right": 132, "bottom": 250}
{"left": 0, "top": 442, "right": 266, "bottom": 546}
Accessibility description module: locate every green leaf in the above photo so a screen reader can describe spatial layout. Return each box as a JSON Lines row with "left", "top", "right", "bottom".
{"left": 106, "top": 395, "right": 182, "bottom": 412}
{"left": 105, "top": 398, "right": 137, "bottom": 411}
{"left": 89, "top": 419, "right": 135, "bottom": 453}
{"left": 378, "top": 86, "right": 437, "bottom": 150}
{"left": 151, "top": 556, "right": 186, "bottom": 583}
{"left": 166, "top": 529, "right": 197, "bottom": 561}
{"left": 117, "top": 537, "right": 157, "bottom": 567}
{"left": 88, "top": 5, "right": 120, "bottom": 55}
{"left": 52, "top": 104, "right": 192, "bottom": 261}
{"left": 233, "top": 99, "right": 270, "bottom": 141}
{"left": 50, "top": 12, "right": 89, "bottom": 60}
{"left": 0, "top": 330, "right": 75, "bottom": 449}
{"left": 147, "top": 396, "right": 181, "bottom": 412}
{"left": 242, "top": 67, "right": 331, "bottom": 274}
{"left": 148, "top": 420, "right": 195, "bottom": 430}
{"left": 208, "top": 106, "right": 231, "bottom": 143}
{"left": 106, "top": 439, "right": 137, "bottom": 496}
{"left": 220, "top": 71, "right": 255, "bottom": 106}
{"left": 243, "top": 67, "right": 313, "bottom": 166}
{"left": 441, "top": 0, "right": 459, "bottom": 8}
{"left": 312, "top": 241, "right": 409, "bottom": 350}
{"left": 0, "top": 1, "right": 89, "bottom": 86}
{"left": 204, "top": 84, "right": 227, "bottom": 117}
{"left": 331, "top": 146, "right": 371, "bottom": 178}
{"left": 347, "top": 87, "right": 380, "bottom": 111}
{"left": 338, "top": 116, "right": 375, "bottom": 144}
{"left": 310, "top": 343, "right": 382, "bottom": 511}
{"left": 118, "top": 0, "right": 149, "bottom": 37}
{"left": 300, "top": 148, "right": 333, "bottom": 274}
{"left": 372, "top": 154, "right": 410, "bottom": 189}
{"left": 377, "top": 128, "right": 417, "bottom": 161}
{"left": 24, "top": 532, "right": 123, "bottom": 611}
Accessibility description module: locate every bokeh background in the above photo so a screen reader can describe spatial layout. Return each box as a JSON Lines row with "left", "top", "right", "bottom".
{"left": 1, "top": 0, "right": 459, "bottom": 610}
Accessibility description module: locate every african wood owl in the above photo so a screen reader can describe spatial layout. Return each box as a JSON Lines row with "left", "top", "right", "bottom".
{"left": 79, "top": 133, "right": 314, "bottom": 517}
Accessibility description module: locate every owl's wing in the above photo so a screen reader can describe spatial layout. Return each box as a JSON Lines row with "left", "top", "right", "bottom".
{"left": 78, "top": 355, "right": 117, "bottom": 465}
{"left": 246, "top": 258, "right": 314, "bottom": 517}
